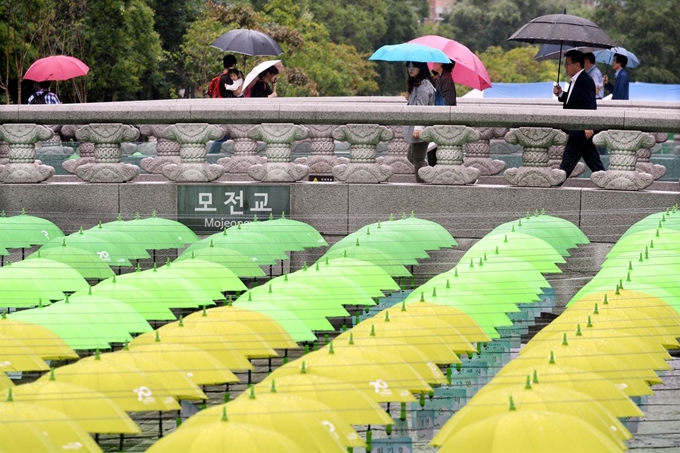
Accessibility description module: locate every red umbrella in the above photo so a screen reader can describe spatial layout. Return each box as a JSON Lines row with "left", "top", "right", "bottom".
{"left": 409, "top": 35, "right": 492, "bottom": 90}
{"left": 23, "top": 55, "right": 89, "bottom": 82}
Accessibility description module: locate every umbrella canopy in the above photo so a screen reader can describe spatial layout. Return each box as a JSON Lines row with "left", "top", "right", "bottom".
{"left": 0, "top": 210, "right": 64, "bottom": 247}
{"left": 81, "top": 226, "right": 150, "bottom": 260}
{"left": 0, "top": 263, "right": 66, "bottom": 308}
{"left": 185, "top": 234, "right": 286, "bottom": 266}
{"left": 533, "top": 43, "right": 600, "bottom": 61}
{"left": 594, "top": 46, "right": 640, "bottom": 68}
{"left": 8, "top": 258, "right": 89, "bottom": 294}
{"left": 175, "top": 248, "right": 265, "bottom": 278}
{"left": 409, "top": 35, "right": 492, "bottom": 90}
{"left": 0, "top": 312, "right": 78, "bottom": 360}
{"left": 242, "top": 60, "right": 284, "bottom": 97}
{"left": 362, "top": 213, "right": 458, "bottom": 250}
{"left": 26, "top": 245, "right": 114, "bottom": 280}
{"left": 210, "top": 29, "right": 283, "bottom": 56}
{"left": 147, "top": 419, "right": 305, "bottom": 453}
{"left": 23, "top": 55, "right": 89, "bottom": 82}
{"left": 40, "top": 233, "right": 133, "bottom": 267}
{"left": 3, "top": 369, "right": 141, "bottom": 434}
{"left": 230, "top": 300, "right": 318, "bottom": 343}
{"left": 267, "top": 214, "right": 328, "bottom": 249}
{"left": 332, "top": 230, "right": 428, "bottom": 263}
{"left": 369, "top": 43, "right": 451, "bottom": 63}
{"left": 85, "top": 280, "right": 176, "bottom": 321}
{"left": 99, "top": 213, "right": 198, "bottom": 250}
{"left": 0, "top": 417, "right": 62, "bottom": 452}
{"left": 314, "top": 257, "right": 400, "bottom": 292}
{"left": 0, "top": 334, "right": 50, "bottom": 372}
{"left": 320, "top": 246, "right": 411, "bottom": 277}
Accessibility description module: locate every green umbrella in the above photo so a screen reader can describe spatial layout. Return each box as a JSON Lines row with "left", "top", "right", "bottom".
{"left": 102, "top": 264, "right": 222, "bottom": 309}
{"left": 332, "top": 228, "right": 429, "bottom": 262}
{"left": 175, "top": 247, "right": 265, "bottom": 278}
{"left": 620, "top": 205, "right": 680, "bottom": 238}
{"left": 288, "top": 262, "right": 385, "bottom": 298}
{"left": 267, "top": 212, "right": 328, "bottom": 249}
{"left": 601, "top": 249, "right": 680, "bottom": 270}
{"left": 320, "top": 247, "right": 412, "bottom": 278}
{"left": 463, "top": 232, "right": 564, "bottom": 274}
{"left": 159, "top": 258, "right": 247, "bottom": 293}
{"left": 572, "top": 276, "right": 680, "bottom": 312}
{"left": 8, "top": 300, "right": 111, "bottom": 350}
{"left": 235, "top": 290, "right": 337, "bottom": 331}
{"left": 607, "top": 228, "right": 680, "bottom": 259}
{"left": 247, "top": 278, "right": 350, "bottom": 316}
{"left": 0, "top": 209, "right": 64, "bottom": 248}
{"left": 85, "top": 223, "right": 151, "bottom": 260}
{"left": 66, "top": 289, "right": 153, "bottom": 334}
{"left": 314, "top": 256, "right": 400, "bottom": 292}
{"left": 8, "top": 258, "right": 89, "bottom": 294}
{"left": 227, "top": 216, "right": 305, "bottom": 252}
{"left": 26, "top": 246, "right": 114, "bottom": 280}
{"left": 83, "top": 278, "right": 176, "bottom": 321}
{"left": 231, "top": 298, "right": 323, "bottom": 341}
{"left": 488, "top": 217, "right": 581, "bottom": 257}
{"left": 451, "top": 254, "right": 551, "bottom": 293}
{"left": 184, "top": 232, "right": 287, "bottom": 266}
{"left": 360, "top": 212, "right": 457, "bottom": 250}
{"left": 100, "top": 211, "right": 198, "bottom": 250}
{"left": 40, "top": 232, "right": 133, "bottom": 267}
{"left": 0, "top": 263, "right": 65, "bottom": 308}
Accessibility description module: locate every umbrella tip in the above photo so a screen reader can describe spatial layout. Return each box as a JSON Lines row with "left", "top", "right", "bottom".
{"left": 7, "top": 388, "right": 12, "bottom": 402}
{"left": 221, "top": 406, "right": 228, "bottom": 422}
{"left": 525, "top": 375, "right": 531, "bottom": 389}
{"left": 576, "top": 324, "right": 582, "bottom": 336}
{"left": 509, "top": 395, "right": 516, "bottom": 411}
{"left": 301, "top": 361, "right": 307, "bottom": 374}
{"left": 155, "top": 331, "right": 161, "bottom": 342}
{"left": 431, "top": 287, "right": 437, "bottom": 298}
{"left": 401, "top": 300, "right": 406, "bottom": 312}
{"left": 532, "top": 369, "right": 539, "bottom": 384}
{"left": 348, "top": 333, "right": 354, "bottom": 345}
{"left": 370, "top": 325, "right": 376, "bottom": 336}
{"left": 50, "top": 367, "right": 56, "bottom": 381}
{"left": 248, "top": 384, "right": 256, "bottom": 399}
{"left": 561, "top": 333, "right": 568, "bottom": 346}
{"left": 328, "top": 341, "right": 335, "bottom": 354}
{"left": 94, "top": 348, "right": 101, "bottom": 360}
{"left": 549, "top": 350, "right": 555, "bottom": 364}
{"left": 384, "top": 311, "right": 390, "bottom": 322}
{"left": 419, "top": 292, "right": 425, "bottom": 302}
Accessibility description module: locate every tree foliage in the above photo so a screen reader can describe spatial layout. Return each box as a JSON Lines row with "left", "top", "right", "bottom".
{"left": 478, "top": 46, "right": 558, "bottom": 83}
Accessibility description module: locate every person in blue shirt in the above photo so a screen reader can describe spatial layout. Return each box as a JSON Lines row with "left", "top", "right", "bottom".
{"left": 28, "top": 81, "right": 61, "bottom": 104}
{"left": 584, "top": 52, "right": 604, "bottom": 99}
{"left": 603, "top": 53, "right": 630, "bottom": 100}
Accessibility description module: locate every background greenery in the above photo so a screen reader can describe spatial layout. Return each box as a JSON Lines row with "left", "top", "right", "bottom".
{"left": 1, "top": 0, "right": 677, "bottom": 103}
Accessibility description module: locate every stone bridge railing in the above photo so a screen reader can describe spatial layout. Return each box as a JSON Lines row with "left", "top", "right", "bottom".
{"left": 0, "top": 97, "right": 678, "bottom": 190}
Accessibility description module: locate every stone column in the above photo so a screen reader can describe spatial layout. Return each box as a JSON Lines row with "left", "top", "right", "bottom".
{"left": 464, "top": 127, "right": 508, "bottom": 176}
{"left": 418, "top": 125, "right": 481, "bottom": 185}
{"left": 74, "top": 123, "right": 140, "bottom": 183}
{"left": 503, "top": 127, "right": 567, "bottom": 187}
{"left": 294, "top": 124, "right": 347, "bottom": 175}
{"left": 378, "top": 126, "right": 412, "bottom": 176}
{"left": 61, "top": 124, "right": 95, "bottom": 174}
{"left": 635, "top": 132, "right": 667, "bottom": 180}
{"left": 548, "top": 144, "right": 585, "bottom": 178}
{"left": 217, "top": 124, "right": 264, "bottom": 175}
{"left": 591, "top": 130, "right": 655, "bottom": 190}
{"left": 0, "top": 124, "right": 54, "bottom": 183}
{"left": 138, "top": 124, "right": 181, "bottom": 174}
{"left": 247, "top": 123, "right": 310, "bottom": 182}
{"left": 331, "top": 124, "right": 394, "bottom": 183}
{"left": 160, "top": 123, "right": 225, "bottom": 182}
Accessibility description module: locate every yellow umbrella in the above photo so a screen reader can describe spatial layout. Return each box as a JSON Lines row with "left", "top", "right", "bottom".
{"left": 147, "top": 417, "right": 305, "bottom": 452}
{"left": 184, "top": 386, "right": 364, "bottom": 449}
{"left": 0, "top": 372, "right": 14, "bottom": 390}
{"left": 79, "top": 347, "right": 206, "bottom": 400}
{"left": 131, "top": 325, "right": 254, "bottom": 370}
{"left": 434, "top": 404, "right": 624, "bottom": 453}
{"left": 400, "top": 298, "right": 491, "bottom": 343}
{"left": 1, "top": 369, "right": 140, "bottom": 434}
{"left": 483, "top": 365, "right": 644, "bottom": 418}
{"left": 44, "top": 354, "right": 180, "bottom": 412}
{"left": 0, "top": 334, "right": 50, "bottom": 372}
{"left": 333, "top": 332, "right": 449, "bottom": 385}
{"left": 0, "top": 390, "right": 103, "bottom": 452}
{"left": 431, "top": 377, "right": 630, "bottom": 449}
{"left": 256, "top": 374, "right": 394, "bottom": 426}
{"left": 127, "top": 341, "right": 241, "bottom": 386}
{"left": 268, "top": 345, "right": 423, "bottom": 401}
{"left": 0, "top": 420, "right": 62, "bottom": 453}
{"left": 184, "top": 305, "right": 299, "bottom": 350}
{"left": 0, "top": 313, "right": 79, "bottom": 360}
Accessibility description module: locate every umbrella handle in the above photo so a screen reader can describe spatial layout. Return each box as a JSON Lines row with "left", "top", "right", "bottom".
{"left": 555, "top": 41, "right": 563, "bottom": 85}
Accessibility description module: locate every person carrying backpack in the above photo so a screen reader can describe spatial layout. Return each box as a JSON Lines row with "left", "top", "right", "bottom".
{"left": 28, "top": 81, "right": 61, "bottom": 104}
{"left": 208, "top": 54, "right": 239, "bottom": 98}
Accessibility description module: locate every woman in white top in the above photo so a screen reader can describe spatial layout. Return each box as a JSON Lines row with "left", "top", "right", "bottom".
{"left": 402, "top": 61, "right": 436, "bottom": 183}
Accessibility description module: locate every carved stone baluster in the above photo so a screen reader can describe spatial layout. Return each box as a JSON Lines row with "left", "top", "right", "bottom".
{"left": 61, "top": 124, "right": 95, "bottom": 174}
{"left": 247, "top": 123, "right": 309, "bottom": 182}
{"left": 591, "top": 130, "right": 656, "bottom": 190}
{"left": 378, "top": 126, "right": 412, "bottom": 176}
{"left": 418, "top": 125, "right": 481, "bottom": 185}
{"left": 548, "top": 144, "right": 585, "bottom": 178}
{"left": 160, "top": 123, "right": 225, "bottom": 182}
{"left": 294, "top": 124, "right": 347, "bottom": 175}
{"left": 0, "top": 142, "right": 8, "bottom": 165}
{"left": 0, "top": 124, "right": 54, "bottom": 183}
{"left": 217, "top": 124, "right": 264, "bottom": 177}
{"left": 464, "top": 127, "right": 508, "bottom": 176}
{"left": 503, "top": 127, "right": 568, "bottom": 187}
{"left": 635, "top": 132, "right": 667, "bottom": 180}
{"left": 74, "top": 123, "right": 140, "bottom": 183}
{"left": 331, "top": 124, "right": 394, "bottom": 183}
{"left": 138, "top": 124, "right": 182, "bottom": 174}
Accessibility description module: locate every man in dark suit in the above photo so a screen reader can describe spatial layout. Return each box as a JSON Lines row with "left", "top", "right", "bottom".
{"left": 552, "top": 49, "right": 606, "bottom": 178}
{"left": 603, "top": 53, "right": 630, "bottom": 100}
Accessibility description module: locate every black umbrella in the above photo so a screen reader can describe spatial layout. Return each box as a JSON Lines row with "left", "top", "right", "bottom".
{"left": 211, "top": 29, "right": 283, "bottom": 71}
{"left": 508, "top": 13, "right": 614, "bottom": 83}
{"left": 533, "top": 44, "right": 599, "bottom": 62}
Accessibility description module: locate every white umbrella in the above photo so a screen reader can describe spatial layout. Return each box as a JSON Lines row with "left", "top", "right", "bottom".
{"left": 242, "top": 60, "right": 283, "bottom": 97}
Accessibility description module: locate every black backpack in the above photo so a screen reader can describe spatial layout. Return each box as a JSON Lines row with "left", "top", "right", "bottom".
{"left": 29, "top": 91, "right": 48, "bottom": 104}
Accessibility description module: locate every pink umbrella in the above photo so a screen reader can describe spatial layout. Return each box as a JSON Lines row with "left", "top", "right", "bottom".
{"left": 23, "top": 56, "right": 89, "bottom": 82}
{"left": 409, "top": 35, "right": 492, "bottom": 90}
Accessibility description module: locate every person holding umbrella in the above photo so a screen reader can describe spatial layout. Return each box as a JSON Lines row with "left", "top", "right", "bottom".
{"left": 552, "top": 50, "right": 605, "bottom": 178}
{"left": 28, "top": 81, "right": 61, "bottom": 104}
{"left": 603, "top": 53, "right": 630, "bottom": 100}
{"left": 250, "top": 65, "right": 279, "bottom": 98}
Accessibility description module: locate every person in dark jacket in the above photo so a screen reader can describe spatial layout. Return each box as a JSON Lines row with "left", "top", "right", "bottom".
{"left": 428, "top": 60, "right": 457, "bottom": 165}
{"left": 603, "top": 53, "right": 630, "bottom": 100}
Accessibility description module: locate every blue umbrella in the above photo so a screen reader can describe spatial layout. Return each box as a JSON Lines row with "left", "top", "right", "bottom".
{"left": 369, "top": 43, "right": 450, "bottom": 63}
{"left": 594, "top": 46, "right": 640, "bottom": 68}
{"left": 533, "top": 44, "right": 599, "bottom": 62}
